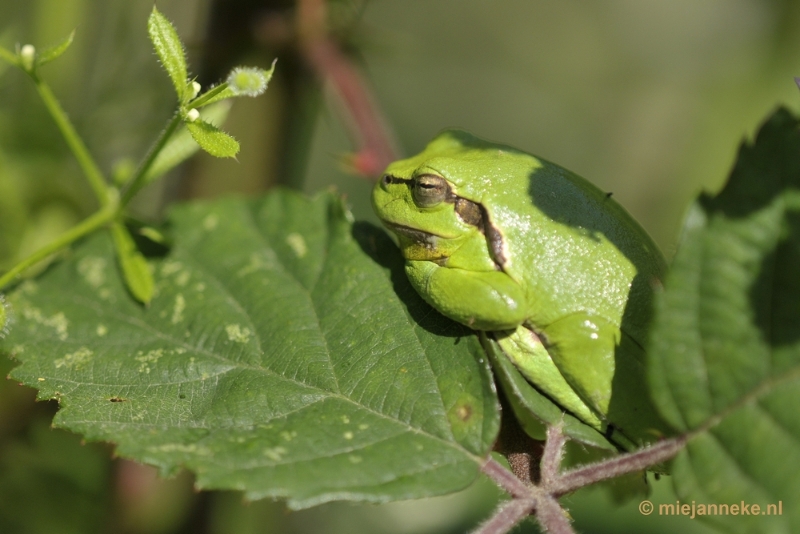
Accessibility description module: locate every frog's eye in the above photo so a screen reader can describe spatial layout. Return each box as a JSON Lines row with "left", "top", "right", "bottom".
{"left": 413, "top": 174, "right": 451, "bottom": 207}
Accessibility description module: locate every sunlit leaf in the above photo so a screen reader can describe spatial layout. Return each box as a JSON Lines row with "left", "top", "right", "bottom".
{"left": 2, "top": 190, "right": 500, "bottom": 507}
{"left": 649, "top": 107, "right": 800, "bottom": 533}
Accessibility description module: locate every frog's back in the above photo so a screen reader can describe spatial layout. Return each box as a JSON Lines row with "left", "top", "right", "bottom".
{"left": 427, "top": 133, "right": 665, "bottom": 345}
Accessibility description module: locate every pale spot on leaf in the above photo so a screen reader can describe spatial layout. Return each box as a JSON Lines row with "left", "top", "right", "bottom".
{"left": 237, "top": 252, "right": 277, "bottom": 277}
{"left": 172, "top": 294, "right": 185, "bottom": 324}
{"left": 150, "top": 443, "right": 211, "bottom": 455}
{"left": 263, "top": 446, "right": 287, "bottom": 461}
{"left": 77, "top": 256, "right": 107, "bottom": 289}
{"left": 22, "top": 308, "right": 68, "bottom": 340}
{"left": 225, "top": 324, "right": 251, "bottom": 343}
{"left": 136, "top": 349, "right": 165, "bottom": 373}
{"left": 161, "top": 261, "right": 183, "bottom": 277}
{"left": 285, "top": 233, "right": 307, "bottom": 258}
{"left": 96, "top": 324, "right": 108, "bottom": 337}
{"left": 175, "top": 271, "right": 191, "bottom": 287}
{"left": 203, "top": 213, "right": 219, "bottom": 231}
{"left": 55, "top": 347, "right": 93, "bottom": 370}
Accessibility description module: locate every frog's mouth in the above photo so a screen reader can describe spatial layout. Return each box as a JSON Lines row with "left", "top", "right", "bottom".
{"left": 382, "top": 221, "right": 444, "bottom": 244}
{"left": 381, "top": 220, "right": 454, "bottom": 262}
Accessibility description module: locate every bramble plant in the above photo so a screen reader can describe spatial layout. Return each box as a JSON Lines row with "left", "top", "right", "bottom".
{"left": 0, "top": 6, "right": 798, "bottom": 534}
{"left": 0, "top": 7, "right": 275, "bottom": 304}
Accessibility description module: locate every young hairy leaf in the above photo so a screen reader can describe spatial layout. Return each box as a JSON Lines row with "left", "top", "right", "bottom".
{"left": 36, "top": 30, "right": 75, "bottom": 67}
{"left": 109, "top": 221, "right": 154, "bottom": 305}
{"left": 649, "top": 107, "right": 800, "bottom": 533}
{"left": 147, "top": 7, "right": 189, "bottom": 102}
{"left": 190, "top": 61, "right": 277, "bottom": 110}
{"left": 143, "top": 101, "right": 232, "bottom": 184}
{"left": 1, "top": 190, "right": 500, "bottom": 508}
{"left": 185, "top": 119, "right": 239, "bottom": 158}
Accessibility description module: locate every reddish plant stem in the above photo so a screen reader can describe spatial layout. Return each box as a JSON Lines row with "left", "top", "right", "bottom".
{"left": 551, "top": 435, "right": 688, "bottom": 496}
{"left": 481, "top": 457, "right": 532, "bottom": 499}
{"left": 296, "top": 0, "right": 399, "bottom": 177}
{"left": 472, "top": 498, "right": 538, "bottom": 534}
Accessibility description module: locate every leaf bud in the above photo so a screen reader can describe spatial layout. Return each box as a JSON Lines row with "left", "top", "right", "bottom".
{"left": 20, "top": 44, "right": 35, "bottom": 71}
{"left": 226, "top": 67, "right": 270, "bottom": 97}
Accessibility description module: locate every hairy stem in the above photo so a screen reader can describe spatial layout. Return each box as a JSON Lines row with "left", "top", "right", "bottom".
{"left": 550, "top": 435, "right": 688, "bottom": 496}
{"left": 297, "top": 0, "right": 398, "bottom": 178}
{"left": 121, "top": 111, "right": 183, "bottom": 205}
{"left": 0, "top": 200, "right": 119, "bottom": 290}
{"left": 481, "top": 456, "right": 531, "bottom": 499}
{"left": 540, "top": 423, "right": 566, "bottom": 486}
{"left": 31, "top": 73, "right": 110, "bottom": 206}
{"left": 472, "top": 498, "right": 538, "bottom": 534}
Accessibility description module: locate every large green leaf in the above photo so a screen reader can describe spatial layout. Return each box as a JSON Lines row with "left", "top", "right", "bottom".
{"left": 1, "top": 190, "right": 499, "bottom": 508}
{"left": 649, "top": 108, "right": 800, "bottom": 533}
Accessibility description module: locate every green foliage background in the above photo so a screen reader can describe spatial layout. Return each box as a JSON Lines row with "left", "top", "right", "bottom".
{"left": 1, "top": 0, "right": 799, "bottom": 532}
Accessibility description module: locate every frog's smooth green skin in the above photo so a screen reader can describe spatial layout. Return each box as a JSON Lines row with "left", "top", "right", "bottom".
{"left": 372, "top": 130, "right": 669, "bottom": 450}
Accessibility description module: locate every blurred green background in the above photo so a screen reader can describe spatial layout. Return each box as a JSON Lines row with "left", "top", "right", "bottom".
{"left": 2, "top": 0, "right": 799, "bottom": 532}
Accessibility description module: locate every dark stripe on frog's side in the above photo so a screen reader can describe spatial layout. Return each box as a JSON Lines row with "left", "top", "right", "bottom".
{"left": 454, "top": 196, "right": 507, "bottom": 270}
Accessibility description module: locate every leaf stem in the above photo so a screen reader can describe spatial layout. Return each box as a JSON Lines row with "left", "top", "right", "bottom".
{"left": 481, "top": 456, "right": 532, "bottom": 499}
{"left": 121, "top": 111, "right": 183, "bottom": 205}
{"left": 471, "top": 499, "right": 538, "bottom": 534}
{"left": 187, "top": 82, "right": 229, "bottom": 109}
{"left": 31, "top": 72, "right": 110, "bottom": 206}
{"left": 0, "top": 199, "right": 119, "bottom": 291}
{"left": 550, "top": 435, "right": 688, "bottom": 497}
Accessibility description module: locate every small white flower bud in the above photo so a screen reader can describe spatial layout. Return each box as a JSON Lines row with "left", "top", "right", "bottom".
{"left": 191, "top": 81, "right": 201, "bottom": 99}
{"left": 20, "top": 44, "right": 35, "bottom": 71}
{"left": 185, "top": 108, "right": 200, "bottom": 122}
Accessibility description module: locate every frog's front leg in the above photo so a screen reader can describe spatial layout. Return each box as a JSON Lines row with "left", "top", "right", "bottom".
{"left": 404, "top": 260, "right": 527, "bottom": 330}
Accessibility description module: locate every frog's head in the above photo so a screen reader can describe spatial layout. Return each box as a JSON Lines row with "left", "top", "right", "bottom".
{"left": 372, "top": 129, "right": 505, "bottom": 267}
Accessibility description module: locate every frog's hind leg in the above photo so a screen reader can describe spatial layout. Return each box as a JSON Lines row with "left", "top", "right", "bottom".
{"left": 542, "top": 313, "right": 667, "bottom": 448}
{"left": 496, "top": 326, "right": 606, "bottom": 433}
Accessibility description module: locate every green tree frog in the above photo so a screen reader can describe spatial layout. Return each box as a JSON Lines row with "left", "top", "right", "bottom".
{"left": 372, "top": 130, "right": 669, "bottom": 450}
